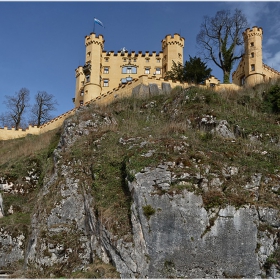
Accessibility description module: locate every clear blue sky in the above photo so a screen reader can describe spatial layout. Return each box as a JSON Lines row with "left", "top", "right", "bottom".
{"left": 1, "top": 1, "right": 280, "bottom": 121}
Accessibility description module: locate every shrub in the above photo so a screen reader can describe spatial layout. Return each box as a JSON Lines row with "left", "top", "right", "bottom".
{"left": 142, "top": 205, "right": 156, "bottom": 219}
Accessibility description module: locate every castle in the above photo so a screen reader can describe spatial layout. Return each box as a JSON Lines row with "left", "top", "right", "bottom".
{"left": 1, "top": 26, "right": 280, "bottom": 140}
{"left": 73, "top": 33, "right": 185, "bottom": 107}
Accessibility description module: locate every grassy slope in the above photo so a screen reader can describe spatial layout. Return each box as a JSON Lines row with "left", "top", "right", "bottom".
{"left": 0, "top": 81, "right": 279, "bottom": 276}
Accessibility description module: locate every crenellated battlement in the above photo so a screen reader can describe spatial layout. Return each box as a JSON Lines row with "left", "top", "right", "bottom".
{"left": 102, "top": 50, "right": 162, "bottom": 58}
{"left": 263, "top": 63, "right": 280, "bottom": 75}
{"left": 85, "top": 33, "right": 104, "bottom": 47}
{"left": 161, "top": 33, "right": 185, "bottom": 49}
{"left": 243, "top": 26, "right": 263, "bottom": 39}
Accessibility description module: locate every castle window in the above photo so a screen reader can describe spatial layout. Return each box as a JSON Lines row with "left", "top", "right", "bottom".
{"left": 105, "top": 57, "right": 109, "bottom": 62}
{"left": 250, "top": 42, "right": 254, "bottom": 47}
{"left": 103, "top": 79, "right": 109, "bottom": 87}
{"left": 145, "top": 68, "right": 150, "bottom": 74}
{"left": 104, "top": 67, "right": 109, "bottom": 74}
{"left": 251, "top": 64, "right": 255, "bottom": 71}
{"left": 134, "top": 58, "right": 137, "bottom": 62}
{"left": 155, "top": 68, "right": 161, "bottom": 75}
{"left": 121, "top": 77, "right": 133, "bottom": 84}
{"left": 145, "top": 58, "right": 150, "bottom": 63}
{"left": 86, "top": 75, "right": 90, "bottom": 82}
{"left": 80, "top": 91, "right": 84, "bottom": 96}
{"left": 87, "top": 51, "right": 91, "bottom": 57}
{"left": 251, "top": 52, "right": 254, "bottom": 58}
{"left": 122, "top": 66, "right": 137, "bottom": 74}
{"left": 80, "top": 100, "right": 84, "bottom": 106}
{"left": 156, "top": 58, "right": 161, "bottom": 63}
{"left": 123, "top": 58, "right": 127, "bottom": 62}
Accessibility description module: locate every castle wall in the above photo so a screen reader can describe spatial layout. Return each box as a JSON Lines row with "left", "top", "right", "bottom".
{"left": 101, "top": 50, "right": 164, "bottom": 94}
{"left": 0, "top": 126, "right": 40, "bottom": 141}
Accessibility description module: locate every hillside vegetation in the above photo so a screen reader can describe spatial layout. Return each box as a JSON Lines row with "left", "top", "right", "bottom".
{"left": 0, "top": 80, "right": 279, "bottom": 277}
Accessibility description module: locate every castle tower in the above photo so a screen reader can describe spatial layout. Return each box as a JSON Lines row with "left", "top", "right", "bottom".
{"left": 74, "top": 33, "right": 104, "bottom": 106}
{"left": 243, "top": 26, "right": 264, "bottom": 86}
{"left": 161, "top": 33, "right": 185, "bottom": 77}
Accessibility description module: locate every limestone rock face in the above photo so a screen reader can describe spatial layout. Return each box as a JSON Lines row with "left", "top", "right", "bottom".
{"left": 128, "top": 165, "right": 261, "bottom": 278}
{"left": 1, "top": 101, "right": 280, "bottom": 278}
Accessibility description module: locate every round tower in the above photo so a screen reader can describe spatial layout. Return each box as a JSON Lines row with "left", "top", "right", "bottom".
{"left": 83, "top": 33, "right": 104, "bottom": 103}
{"left": 243, "top": 26, "right": 264, "bottom": 86}
{"left": 161, "top": 33, "right": 185, "bottom": 77}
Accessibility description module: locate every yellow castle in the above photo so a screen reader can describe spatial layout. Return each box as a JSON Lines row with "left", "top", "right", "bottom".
{"left": 73, "top": 33, "right": 185, "bottom": 107}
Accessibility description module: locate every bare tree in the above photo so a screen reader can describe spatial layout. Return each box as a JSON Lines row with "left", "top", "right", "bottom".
{"left": 30, "top": 91, "right": 57, "bottom": 127}
{"left": 0, "top": 113, "right": 6, "bottom": 128}
{"left": 196, "top": 9, "right": 248, "bottom": 83}
{"left": 4, "top": 88, "right": 30, "bottom": 130}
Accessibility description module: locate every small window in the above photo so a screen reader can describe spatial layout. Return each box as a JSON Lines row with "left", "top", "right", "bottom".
{"left": 103, "top": 79, "right": 109, "bottom": 87}
{"left": 156, "top": 58, "right": 161, "bottom": 63}
{"left": 251, "top": 52, "right": 254, "bottom": 58}
{"left": 155, "top": 68, "right": 161, "bottom": 75}
{"left": 80, "top": 91, "right": 84, "bottom": 96}
{"left": 133, "top": 58, "right": 137, "bottom": 62}
{"left": 127, "top": 67, "right": 132, "bottom": 74}
{"left": 145, "top": 68, "right": 150, "bottom": 74}
{"left": 104, "top": 67, "right": 109, "bottom": 74}
{"left": 86, "top": 75, "right": 90, "bottom": 82}
{"left": 145, "top": 58, "right": 150, "bottom": 63}
{"left": 105, "top": 57, "right": 109, "bottom": 62}
{"left": 87, "top": 51, "right": 91, "bottom": 57}
{"left": 80, "top": 100, "right": 84, "bottom": 106}
{"left": 250, "top": 42, "right": 254, "bottom": 47}
{"left": 251, "top": 64, "right": 255, "bottom": 71}
{"left": 123, "top": 58, "right": 127, "bottom": 62}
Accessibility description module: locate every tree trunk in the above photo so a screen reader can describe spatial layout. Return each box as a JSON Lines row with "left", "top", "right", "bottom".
{"left": 223, "top": 71, "right": 230, "bottom": 84}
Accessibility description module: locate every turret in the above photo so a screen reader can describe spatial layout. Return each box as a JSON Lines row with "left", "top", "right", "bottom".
{"left": 74, "top": 33, "right": 104, "bottom": 106}
{"left": 243, "top": 26, "right": 264, "bottom": 86}
{"left": 161, "top": 33, "right": 185, "bottom": 77}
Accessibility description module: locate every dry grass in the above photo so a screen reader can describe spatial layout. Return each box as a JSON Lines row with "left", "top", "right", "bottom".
{"left": 0, "top": 128, "right": 60, "bottom": 166}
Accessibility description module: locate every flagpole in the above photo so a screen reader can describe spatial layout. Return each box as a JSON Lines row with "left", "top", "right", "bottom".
{"left": 93, "top": 18, "right": 95, "bottom": 33}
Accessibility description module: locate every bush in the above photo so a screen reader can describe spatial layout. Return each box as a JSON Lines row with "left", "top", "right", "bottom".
{"left": 263, "top": 85, "right": 280, "bottom": 113}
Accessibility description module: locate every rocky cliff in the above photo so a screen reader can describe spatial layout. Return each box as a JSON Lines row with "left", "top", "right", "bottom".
{"left": 0, "top": 84, "right": 280, "bottom": 278}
